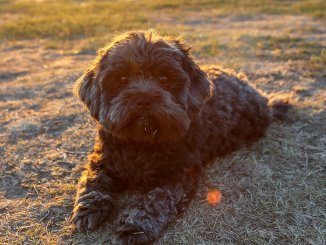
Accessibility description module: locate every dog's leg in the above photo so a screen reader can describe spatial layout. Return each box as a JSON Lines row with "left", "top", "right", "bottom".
{"left": 113, "top": 176, "right": 198, "bottom": 244}
{"left": 72, "top": 152, "right": 117, "bottom": 232}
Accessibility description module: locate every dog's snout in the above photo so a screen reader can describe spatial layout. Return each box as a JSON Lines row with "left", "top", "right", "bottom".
{"left": 136, "top": 98, "right": 151, "bottom": 109}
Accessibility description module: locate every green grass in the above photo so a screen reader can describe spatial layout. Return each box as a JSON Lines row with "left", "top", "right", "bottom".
{"left": 0, "top": 0, "right": 325, "bottom": 40}
{"left": 0, "top": 0, "right": 324, "bottom": 75}
{"left": 239, "top": 35, "right": 325, "bottom": 61}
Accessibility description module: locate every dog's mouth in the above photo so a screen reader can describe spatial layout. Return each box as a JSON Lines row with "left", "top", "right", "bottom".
{"left": 132, "top": 115, "right": 159, "bottom": 137}
{"left": 105, "top": 103, "right": 190, "bottom": 143}
{"left": 104, "top": 113, "right": 161, "bottom": 142}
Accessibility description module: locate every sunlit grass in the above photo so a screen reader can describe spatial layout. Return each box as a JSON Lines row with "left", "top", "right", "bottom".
{"left": 0, "top": 0, "right": 325, "bottom": 40}
{"left": 238, "top": 35, "right": 325, "bottom": 60}
{"left": 0, "top": 0, "right": 324, "bottom": 76}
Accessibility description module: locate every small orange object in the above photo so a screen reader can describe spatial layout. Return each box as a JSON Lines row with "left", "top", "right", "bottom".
{"left": 207, "top": 189, "right": 222, "bottom": 206}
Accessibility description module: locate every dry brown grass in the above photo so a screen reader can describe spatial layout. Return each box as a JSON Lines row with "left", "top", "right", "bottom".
{"left": 0, "top": 0, "right": 325, "bottom": 244}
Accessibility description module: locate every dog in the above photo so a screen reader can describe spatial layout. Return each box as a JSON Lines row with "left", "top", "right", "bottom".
{"left": 72, "top": 30, "right": 289, "bottom": 244}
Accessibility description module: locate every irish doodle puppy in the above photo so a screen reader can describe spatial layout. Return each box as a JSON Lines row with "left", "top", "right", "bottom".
{"left": 72, "top": 30, "right": 289, "bottom": 244}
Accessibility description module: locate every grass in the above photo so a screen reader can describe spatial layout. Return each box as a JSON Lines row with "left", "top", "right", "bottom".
{"left": 0, "top": 0, "right": 325, "bottom": 40}
{"left": 237, "top": 35, "right": 326, "bottom": 75}
{"left": 0, "top": 0, "right": 325, "bottom": 244}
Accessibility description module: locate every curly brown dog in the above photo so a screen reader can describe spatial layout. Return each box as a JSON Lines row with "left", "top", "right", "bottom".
{"left": 72, "top": 30, "right": 290, "bottom": 244}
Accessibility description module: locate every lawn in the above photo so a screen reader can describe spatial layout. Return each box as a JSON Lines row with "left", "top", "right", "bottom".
{"left": 0, "top": 0, "right": 325, "bottom": 244}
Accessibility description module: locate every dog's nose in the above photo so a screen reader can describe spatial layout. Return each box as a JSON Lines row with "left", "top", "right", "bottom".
{"left": 136, "top": 99, "right": 151, "bottom": 109}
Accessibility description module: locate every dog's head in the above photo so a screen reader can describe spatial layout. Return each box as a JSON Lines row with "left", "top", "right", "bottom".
{"left": 74, "top": 30, "right": 213, "bottom": 143}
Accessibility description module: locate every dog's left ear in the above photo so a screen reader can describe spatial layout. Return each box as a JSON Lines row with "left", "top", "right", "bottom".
{"left": 173, "top": 39, "right": 213, "bottom": 116}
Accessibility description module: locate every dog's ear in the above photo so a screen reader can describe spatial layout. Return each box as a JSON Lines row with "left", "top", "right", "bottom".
{"left": 73, "top": 33, "right": 131, "bottom": 120}
{"left": 173, "top": 38, "right": 213, "bottom": 116}
{"left": 73, "top": 65, "right": 101, "bottom": 120}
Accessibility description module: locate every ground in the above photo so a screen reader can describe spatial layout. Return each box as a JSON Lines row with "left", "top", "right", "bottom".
{"left": 0, "top": 0, "right": 325, "bottom": 244}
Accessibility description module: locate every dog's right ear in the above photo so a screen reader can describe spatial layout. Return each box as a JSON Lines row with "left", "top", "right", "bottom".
{"left": 73, "top": 66, "right": 101, "bottom": 120}
{"left": 73, "top": 34, "right": 128, "bottom": 120}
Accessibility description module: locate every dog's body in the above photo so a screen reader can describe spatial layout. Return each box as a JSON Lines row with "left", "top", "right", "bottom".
{"left": 72, "top": 31, "right": 288, "bottom": 244}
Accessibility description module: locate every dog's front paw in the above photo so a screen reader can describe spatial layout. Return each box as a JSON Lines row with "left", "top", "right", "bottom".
{"left": 72, "top": 191, "right": 112, "bottom": 232}
{"left": 113, "top": 225, "right": 152, "bottom": 245}
{"left": 113, "top": 210, "right": 156, "bottom": 245}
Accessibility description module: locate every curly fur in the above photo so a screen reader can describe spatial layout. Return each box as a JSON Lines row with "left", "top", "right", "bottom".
{"left": 72, "top": 30, "right": 289, "bottom": 244}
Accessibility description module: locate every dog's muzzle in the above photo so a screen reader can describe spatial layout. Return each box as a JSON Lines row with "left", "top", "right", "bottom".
{"left": 132, "top": 115, "right": 159, "bottom": 137}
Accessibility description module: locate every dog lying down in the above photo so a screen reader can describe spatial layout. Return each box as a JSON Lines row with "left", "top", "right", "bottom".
{"left": 72, "top": 30, "right": 290, "bottom": 244}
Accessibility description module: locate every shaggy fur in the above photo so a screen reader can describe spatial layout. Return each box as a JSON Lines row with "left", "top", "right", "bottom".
{"left": 72, "top": 30, "right": 289, "bottom": 244}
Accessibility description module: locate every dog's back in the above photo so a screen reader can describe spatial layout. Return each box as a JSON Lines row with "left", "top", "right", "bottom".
{"left": 195, "top": 66, "right": 273, "bottom": 163}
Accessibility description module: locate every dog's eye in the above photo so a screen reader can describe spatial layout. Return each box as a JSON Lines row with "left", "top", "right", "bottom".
{"left": 160, "top": 77, "right": 168, "bottom": 85}
{"left": 159, "top": 76, "right": 172, "bottom": 89}
{"left": 120, "top": 76, "right": 128, "bottom": 83}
